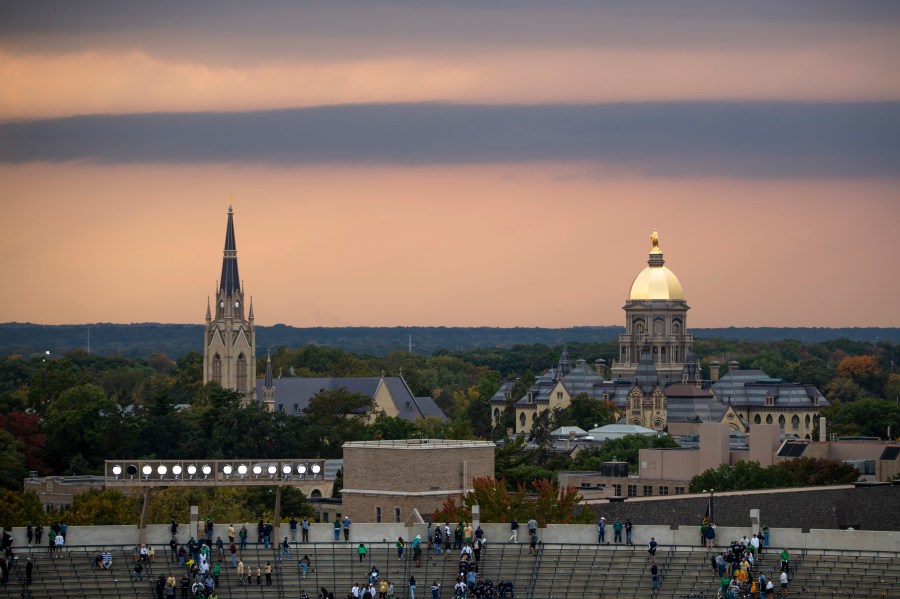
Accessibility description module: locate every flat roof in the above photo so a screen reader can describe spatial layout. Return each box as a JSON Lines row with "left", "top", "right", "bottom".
{"left": 342, "top": 439, "right": 495, "bottom": 450}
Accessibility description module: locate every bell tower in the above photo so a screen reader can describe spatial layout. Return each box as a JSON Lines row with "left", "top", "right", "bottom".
{"left": 203, "top": 206, "right": 257, "bottom": 404}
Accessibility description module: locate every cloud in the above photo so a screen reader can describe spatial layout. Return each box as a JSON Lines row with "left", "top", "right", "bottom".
{"left": 1, "top": 102, "right": 898, "bottom": 177}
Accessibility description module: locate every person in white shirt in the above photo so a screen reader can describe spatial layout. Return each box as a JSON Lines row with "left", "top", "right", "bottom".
{"left": 779, "top": 571, "right": 788, "bottom": 597}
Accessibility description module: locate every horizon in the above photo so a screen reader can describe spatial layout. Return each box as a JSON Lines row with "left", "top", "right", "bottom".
{"left": 1, "top": 2, "right": 898, "bottom": 329}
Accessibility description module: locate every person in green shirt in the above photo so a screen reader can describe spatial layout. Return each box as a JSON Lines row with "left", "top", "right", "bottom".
{"left": 357, "top": 543, "right": 368, "bottom": 563}
{"left": 334, "top": 519, "right": 341, "bottom": 542}
{"left": 613, "top": 519, "right": 623, "bottom": 543}
{"left": 212, "top": 563, "right": 221, "bottom": 587}
{"left": 780, "top": 549, "right": 789, "bottom": 573}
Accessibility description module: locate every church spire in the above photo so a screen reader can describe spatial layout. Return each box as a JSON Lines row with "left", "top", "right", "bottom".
{"left": 220, "top": 206, "right": 240, "bottom": 294}
{"left": 265, "top": 349, "right": 274, "bottom": 388}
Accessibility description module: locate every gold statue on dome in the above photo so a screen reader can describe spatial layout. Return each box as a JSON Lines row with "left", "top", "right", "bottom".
{"left": 650, "top": 229, "right": 660, "bottom": 252}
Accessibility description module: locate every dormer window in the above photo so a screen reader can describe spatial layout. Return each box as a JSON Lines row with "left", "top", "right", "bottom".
{"left": 765, "top": 396, "right": 774, "bottom": 406}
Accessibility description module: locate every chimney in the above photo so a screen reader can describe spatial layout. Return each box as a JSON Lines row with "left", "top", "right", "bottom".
{"left": 728, "top": 360, "right": 739, "bottom": 373}
{"left": 709, "top": 360, "right": 720, "bottom": 382}
{"left": 595, "top": 358, "right": 607, "bottom": 378}
{"left": 819, "top": 417, "right": 827, "bottom": 442}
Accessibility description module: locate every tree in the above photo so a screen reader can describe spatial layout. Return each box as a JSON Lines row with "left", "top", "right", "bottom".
{"left": 689, "top": 461, "right": 796, "bottom": 493}
{"left": 0, "top": 411, "right": 48, "bottom": 474}
{"left": 65, "top": 489, "right": 142, "bottom": 525}
{"left": 553, "top": 393, "right": 616, "bottom": 431}
{"left": 0, "top": 429, "right": 29, "bottom": 490}
{"left": 570, "top": 434, "right": 679, "bottom": 472}
{"left": 300, "top": 388, "right": 374, "bottom": 457}
{"left": 44, "top": 384, "right": 123, "bottom": 473}
{"left": 0, "top": 489, "right": 45, "bottom": 528}
{"left": 779, "top": 457, "right": 859, "bottom": 486}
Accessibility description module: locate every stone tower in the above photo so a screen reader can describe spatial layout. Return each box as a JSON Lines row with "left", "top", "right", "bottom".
{"left": 612, "top": 230, "right": 693, "bottom": 384}
{"left": 203, "top": 206, "right": 257, "bottom": 404}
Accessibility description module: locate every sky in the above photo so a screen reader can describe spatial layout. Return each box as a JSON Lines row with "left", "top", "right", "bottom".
{"left": 1, "top": 1, "right": 899, "bottom": 329}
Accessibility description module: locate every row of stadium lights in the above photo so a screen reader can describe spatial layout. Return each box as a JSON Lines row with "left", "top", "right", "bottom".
{"left": 110, "top": 463, "right": 322, "bottom": 481}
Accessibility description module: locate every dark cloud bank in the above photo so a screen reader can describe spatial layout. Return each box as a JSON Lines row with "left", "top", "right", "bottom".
{"left": 1, "top": 102, "right": 898, "bottom": 177}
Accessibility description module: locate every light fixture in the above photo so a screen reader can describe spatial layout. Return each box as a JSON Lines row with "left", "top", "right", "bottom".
{"left": 112, "top": 465, "right": 122, "bottom": 479}
{"left": 267, "top": 465, "right": 277, "bottom": 478}
{"left": 282, "top": 464, "right": 292, "bottom": 475}
{"left": 187, "top": 465, "right": 197, "bottom": 479}
{"left": 172, "top": 465, "right": 183, "bottom": 478}
{"left": 142, "top": 465, "right": 152, "bottom": 479}
{"left": 297, "top": 464, "right": 307, "bottom": 475}
{"left": 238, "top": 464, "right": 248, "bottom": 479}
{"left": 157, "top": 465, "right": 168, "bottom": 478}
{"left": 223, "top": 464, "right": 233, "bottom": 476}
{"left": 253, "top": 465, "right": 262, "bottom": 478}
{"left": 126, "top": 465, "right": 138, "bottom": 479}
{"left": 201, "top": 465, "right": 212, "bottom": 479}
{"left": 311, "top": 463, "right": 322, "bottom": 477}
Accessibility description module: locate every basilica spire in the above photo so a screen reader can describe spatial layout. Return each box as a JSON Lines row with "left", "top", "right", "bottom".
{"left": 220, "top": 206, "right": 240, "bottom": 294}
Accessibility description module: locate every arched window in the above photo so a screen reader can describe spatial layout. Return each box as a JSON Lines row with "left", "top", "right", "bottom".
{"left": 212, "top": 354, "right": 222, "bottom": 385}
{"left": 310, "top": 489, "right": 322, "bottom": 498}
{"left": 493, "top": 408, "right": 501, "bottom": 423}
{"left": 672, "top": 321, "right": 681, "bottom": 336}
{"left": 633, "top": 319, "right": 645, "bottom": 337}
{"left": 653, "top": 319, "right": 664, "bottom": 336}
{"left": 754, "top": 414, "right": 761, "bottom": 424}
{"left": 791, "top": 415, "right": 800, "bottom": 431}
{"left": 519, "top": 413, "right": 526, "bottom": 428}
{"left": 778, "top": 415, "right": 786, "bottom": 430}
{"left": 804, "top": 415, "right": 811, "bottom": 427}
{"left": 765, "top": 414, "right": 773, "bottom": 424}
{"left": 236, "top": 354, "right": 247, "bottom": 393}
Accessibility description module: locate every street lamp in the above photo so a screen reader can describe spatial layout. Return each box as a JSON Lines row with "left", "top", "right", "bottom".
{"left": 703, "top": 488, "right": 715, "bottom": 522}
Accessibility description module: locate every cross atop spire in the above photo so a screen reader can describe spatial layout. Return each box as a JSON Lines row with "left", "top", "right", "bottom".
{"left": 220, "top": 206, "right": 240, "bottom": 294}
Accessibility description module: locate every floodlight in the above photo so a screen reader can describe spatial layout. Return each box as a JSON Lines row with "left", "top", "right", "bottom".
{"left": 311, "top": 463, "right": 321, "bottom": 474}
{"left": 297, "top": 464, "right": 307, "bottom": 474}
{"left": 282, "top": 464, "right": 292, "bottom": 475}
{"left": 142, "top": 465, "right": 152, "bottom": 475}
{"left": 172, "top": 465, "right": 183, "bottom": 476}
{"left": 223, "top": 465, "right": 233, "bottom": 475}
{"left": 112, "top": 465, "right": 122, "bottom": 478}
{"left": 252, "top": 465, "right": 262, "bottom": 476}
{"left": 157, "top": 465, "right": 168, "bottom": 475}
{"left": 187, "top": 465, "right": 197, "bottom": 475}
{"left": 126, "top": 464, "right": 138, "bottom": 477}
{"left": 201, "top": 465, "right": 212, "bottom": 476}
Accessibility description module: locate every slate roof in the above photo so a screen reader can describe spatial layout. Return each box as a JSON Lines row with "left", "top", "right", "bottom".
{"left": 256, "top": 376, "right": 447, "bottom": 421}
{"left": 665, "top": 383, "right": 727, "bottom": 423}
{"left": 633, "top": 347, "right": 662, "bottom": 394}
{"left": 219, "top": 207, "right": 240, "bottom": 294}
{"left": 713, "top": 369, "right": 828, "bottom": 408}
{"left": 588, "top": 485, "right": 900, "bottom": 531}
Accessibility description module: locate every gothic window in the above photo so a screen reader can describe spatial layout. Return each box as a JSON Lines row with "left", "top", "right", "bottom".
{"left": 633, "top": 319, "right": 645, "bottom": 337}
{"left": 653, "top": 319, "right": 664, "bottom": 336}
{"left": 754, "top": 414, "right": 761, "bottom": 424}
{"left": 804, "top": 415, "right": 811, "bottom": 427}
{"left": 519, "top": 413, "right": 526, "bottom": 428}
{"left": 791, "top": 415, "right": 800, "bottom": 431}
{"left": 493, "top": 408, "right": 501, "bottom": 423}
{"left": 212, "top": 354, "right": 222, "bottom": 385}
{"left": 654, "top": 394, "right": 662, "bottom": 410}
{"left": 778, "top": 415, "right": 786, "bottom": 430}
{"left": 236, "top": 354, "right": 247, "bottom": 393}
{"left": 765, "top": 414, "right": 773, "bottom": 424}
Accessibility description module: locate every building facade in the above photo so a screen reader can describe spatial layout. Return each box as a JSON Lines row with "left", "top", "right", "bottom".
{"left": 203, "top": 207, "right": 257, "bottom": 404}
{"left": 340, "top": 439, "right": 495, "bottom": 523}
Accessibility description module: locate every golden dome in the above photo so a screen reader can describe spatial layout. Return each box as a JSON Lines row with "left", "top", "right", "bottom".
{"left": 628, "top": 265, "right": 684, "bottom": 300}
{"left": 628, "top": 230, "right": 685, "bottom": 300}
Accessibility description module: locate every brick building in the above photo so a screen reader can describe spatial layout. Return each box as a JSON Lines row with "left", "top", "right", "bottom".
{"left": 340, "top": 439, "right": 495, "bottom": 523}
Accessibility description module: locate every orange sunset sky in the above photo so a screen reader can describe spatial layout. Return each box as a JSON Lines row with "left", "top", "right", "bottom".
{"left": 1, "top": 1, "right": 898, "bottom": 328}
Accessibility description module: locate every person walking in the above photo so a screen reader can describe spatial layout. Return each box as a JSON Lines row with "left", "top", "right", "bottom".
{"left": 431, "top": 580, "right": 441, "bottom": 599}
{"left": 409, "top": 575, "right": 417, "bottom": 599}
{"left": 25, "top": 558, "right": 34, "bottom": 587}
{"left": 357, "top": 543, "right": 368, "bottom": 563}
{"left": 281, "top": 537, "right": 291, "bottom": 560}
{"left": 650, "top": 560, "right": 659, "bottom": 594}
{"left": 508, "top": 519, "right": 518, "bottom": 543}
{"left": 779, "top": 571, "right": 788, "bottom": 598}
{"left": 265, "top": 561, "right": 273, "bottom": 585}
{"left": 528, "top": 529, "right": 538, "bottom": 555}
{"left": 396, "top": 537, "right": 405, "bottom": 560}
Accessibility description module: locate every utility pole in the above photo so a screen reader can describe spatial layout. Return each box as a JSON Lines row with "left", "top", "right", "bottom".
{"left": 408, "top": 334, "right": 414, "bottom": 353}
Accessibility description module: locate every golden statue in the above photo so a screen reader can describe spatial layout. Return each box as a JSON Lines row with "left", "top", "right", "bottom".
{"left": 650, "top": 229, "right": 660, "bottom": 251}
